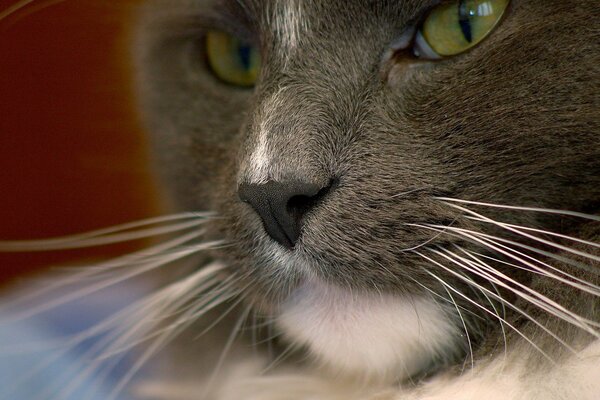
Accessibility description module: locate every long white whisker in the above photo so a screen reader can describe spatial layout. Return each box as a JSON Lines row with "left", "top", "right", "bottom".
{"left": 472, "top": 231, "right": 599, "bottom": 276}
{"left": 466, "top": 216, "right": 600, "bottom": 249}
{"left": 414, "top": 252, "right": 554, "bottom": 363}
{"left": 201, "top": 302, "right": 254, "bottom": 400}
{"left": 3, "top": 262, "right": 229, "bottom": 398}
{"left": 61, "top": 266, "right": 232, "bottom": 399}
{"left": 0, "top": 229, "right": 210, "bottom": 314}
{"left": 417, "top": 249, "right": 579, "bottom": 356}
{"left": 414, "top": 223, "right": 600, "bottom": 296}
{"left": 437, "top": 198, "right": 600, "bottom": 222}
{"left": 464, "top": 247, "right": 600, "bottom": 297}
{"left": 433, "top": 249, "right": 596, "bottom": 353}
{"left": 192, "top": 284, "right": 253, "bottom": 340}
{"left": 0, "top": 212, "right": 205, "bottom": 247}
{"left": 106, "top": 275, "right": 240, "bottom": 400}
{"left": 0, "top": 217, "right": 210, "bottom": 252}
{"left": 435, "top": 247, "right": 600, "bottom": 335}
{"left": 104, "top": 289, "right": 238, "bottom": 400}
{"left": 262, "top": 341, "right": 301, "bottom": 374}
{"left": 1, "top": 237, "right": 222, "bottom": 323}
{"left": 440, "top": 283, "right": 474, "bottom": 371}
{"left": 0, "top": 0, "right": 36, "bottom": 20}
{"left": 96, "top": 276, "right": 242, "bottom": 361}
{"left": 411, "top": 260, "right": 508, "bottom": 359}
{"left": 444, "top": 203, "right": 600, "bottom": 263}
{"left": 452, "top": 227, "right": 600, "bottom": 294}
{"left": 399, "top": 218, "right": 457, "bottom": 252}
{"left": 405, "top": 275, "right": 483, "bottom": 320}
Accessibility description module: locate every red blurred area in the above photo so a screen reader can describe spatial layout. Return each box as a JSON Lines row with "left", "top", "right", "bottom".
{"left": 0, "top": 0, "right": 162, "bottom": 284}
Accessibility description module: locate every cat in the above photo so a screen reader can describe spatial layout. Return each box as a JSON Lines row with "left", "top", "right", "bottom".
{"left": 1, "top": 0, "right": 599, "bottom": 399}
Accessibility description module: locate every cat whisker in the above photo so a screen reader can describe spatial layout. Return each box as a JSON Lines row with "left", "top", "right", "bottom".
{"left": 3, "top": 262, "right": 230, "bottom": 399}
{"left": 250, "top": 308, "right": 262, "bottom": 356}
{"left": 439, "top": 283, "right": 475, "bottom": 372}
{"left": 76, "top": 272, "right": 239, "bottom": 400}
{"left": 262, "top": 341, "right": 302, "bottom": 374}
{"left": 0, "top": 213, "right": 212, "bottom": 252}
{"left": 462, "top": 247, "right": 600, "bottom": 297}
{"left": 468, "top": 231, "right": 600, "bottom": 277}
{"left": 425, "top": 243, "right": 589, "bottom": 344}
{"left": 0, "top": 0, "right": 37, "bottom": 21}
{"left": 435, "top": 262, "right": 595, "bottom": 352}
{"left": 200, "top": 301, "right": 254, "bottom": 400}
{"left": 102, "top": 271, "right": 236, "bottom": 399}
{"left": 442, "top": 264, "right": 509, "bottom": 362}
{"left": 93, "top": 273, "right": 236, "bottom": 362}
{"left": 189, "top": 277, "right": 253, "bottom": 340}
{"left": 399, "top": 218, "right": 457, "bottom": 252}
{"left": 0, "top": 226, "right": 211, "bottom": 313}
{"left": 436, "top": 197, "right": 600, "bottom": 222}
{"left": 412, "top": 223, "right": 600, "bottom": 296}
{"left": 414, "top": 252, "right": 554, "bottom": 363}
{"left": 404, "top": 275, "right": 483, "bottom": 321}
{"left": 0, "top": 235, "right": 222, "bottom": 323}
{"left": 433, "top": 247, "right": 600, "bottom": 336}
{"left": 443, "top": 203, "right": 600, "bottom": 263}
{"left": 416, "top": 223, "right": 600, "bottom": 324}
{"left": 452, "top": 227, "right": 600, "bottom": 294}
{"left": 465, "top": 216, "right": 600, "bottom": 249}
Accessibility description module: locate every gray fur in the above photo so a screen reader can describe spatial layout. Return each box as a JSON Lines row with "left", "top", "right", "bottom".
{"left": 135, "top": 0, "right": 600, "bottom": 388}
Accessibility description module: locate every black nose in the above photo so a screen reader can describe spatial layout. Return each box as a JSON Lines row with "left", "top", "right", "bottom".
{"left": 238, "top": 180, "right": 332, "bottom": 249}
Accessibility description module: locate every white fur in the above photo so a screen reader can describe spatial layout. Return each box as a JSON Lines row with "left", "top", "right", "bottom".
{"left": 137, "top": 340, "right": 600, "bottom": 400}
{"left": 277, "top": 279, "right": 461, "bottom": 382}
{"left": 247, "top": 124, "right": 271, "bottom": 184}
{"left": 396, "top": 339, "right": 600, "bottom": 400}
{"left": 244, "top": 87, "right": 287, "bottom": 184}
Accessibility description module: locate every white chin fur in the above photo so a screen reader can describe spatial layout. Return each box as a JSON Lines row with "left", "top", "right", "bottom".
{"left": 277, "top": 279, "right": 462, "bottom": 382}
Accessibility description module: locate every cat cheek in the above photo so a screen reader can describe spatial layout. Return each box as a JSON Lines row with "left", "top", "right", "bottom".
{"left": 384, "top": 61, "right": 433, "bottom": 89}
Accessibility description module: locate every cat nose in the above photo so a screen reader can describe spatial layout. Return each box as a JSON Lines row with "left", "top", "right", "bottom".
{"left": 238, "top": 180, "right": 332, "bottom": 249}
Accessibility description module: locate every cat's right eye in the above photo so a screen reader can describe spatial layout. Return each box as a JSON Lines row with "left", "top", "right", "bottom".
{"left": 205, "top": 30, "right": 260, "bottom": 87}
{"left": 413, "top": 0, "right": 510, "bottom": 59}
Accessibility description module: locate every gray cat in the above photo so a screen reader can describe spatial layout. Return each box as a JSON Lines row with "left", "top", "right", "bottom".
{"left": 131, "top": 0, "right": 600, "bottom": 398}
{"left": 2, "top": 0, "right": 599, "bottom": 399}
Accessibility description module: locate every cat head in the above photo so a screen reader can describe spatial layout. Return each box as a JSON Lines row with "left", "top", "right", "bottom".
{"left": 135, "top": 0, "right": 599, "bottom": 382}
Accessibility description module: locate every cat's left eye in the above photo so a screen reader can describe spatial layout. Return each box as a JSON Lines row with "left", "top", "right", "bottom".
{"left": 205, "top": 30, "right": 260, "bottom": 87}
{"left": 414, "top": 0, "right": 510, "bottom": 59}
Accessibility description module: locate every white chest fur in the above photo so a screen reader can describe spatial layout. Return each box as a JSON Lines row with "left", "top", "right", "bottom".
{"left": 277, "top": 280, "right": 462, "bottom": 382}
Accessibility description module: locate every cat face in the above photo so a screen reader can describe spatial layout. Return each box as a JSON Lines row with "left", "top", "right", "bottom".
{"left": 136, "top": 0, "right": 599, "bottom": 381}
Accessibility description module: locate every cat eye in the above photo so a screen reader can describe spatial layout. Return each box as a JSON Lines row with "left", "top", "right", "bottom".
{"left": 205, "top": 30, "right": 260, "bottom": 87}
{"left": 414, "top": 0, "right": 510, "bottom": 59}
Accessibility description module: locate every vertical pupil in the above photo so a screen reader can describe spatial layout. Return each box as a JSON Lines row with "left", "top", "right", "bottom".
{"left": 237, "top": 43, "right": 252, "bottom": 70}
{"left": 458, "top": 0, "right": 474, "bottom": 43}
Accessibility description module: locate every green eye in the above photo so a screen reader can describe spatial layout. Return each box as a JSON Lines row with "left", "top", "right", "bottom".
{"left": 205, "top": 30, "right": 260, "bottom": 87}
{"left": 417, "top": 0, "right": 509, "bottom": 58}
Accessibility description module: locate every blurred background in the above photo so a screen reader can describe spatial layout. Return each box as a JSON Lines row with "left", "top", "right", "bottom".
{"left": 0, "top": 2, "right": 167, "bottom": 397}
{"left": 0, "top": 0, "right": 162, "bottom": 285}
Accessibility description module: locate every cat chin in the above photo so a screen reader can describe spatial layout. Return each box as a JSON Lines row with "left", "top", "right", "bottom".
{"left": 276, "top": 277, "right": 463, "bottom": 383}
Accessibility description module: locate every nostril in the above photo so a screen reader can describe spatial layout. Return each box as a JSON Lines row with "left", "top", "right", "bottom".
{"left": 238, "top": 179, "right": 335, "bottom": 249}
{"left": 287, "top": 194, "right": 313, "bottom": 218}
{"left": 287, "top": 181, "right": 333, "bottom": 219}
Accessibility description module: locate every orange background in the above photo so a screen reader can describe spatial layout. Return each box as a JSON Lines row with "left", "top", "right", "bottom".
{"left": 0, "top": 0, "right": 162, "bottom": 284}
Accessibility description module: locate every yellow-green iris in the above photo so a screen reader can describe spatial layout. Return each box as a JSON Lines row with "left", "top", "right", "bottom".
{"left": 421, "top": 0, "right": 509, "bottom": 57}
{"left": 205, "top": 30, "right": 260, "bottom": 87}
